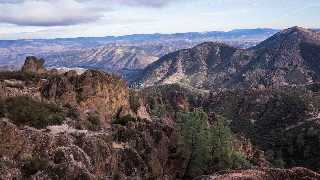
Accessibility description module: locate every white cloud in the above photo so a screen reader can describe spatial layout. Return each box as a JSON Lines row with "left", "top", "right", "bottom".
{"left": 0, "top": 0, "right": 178, "bottom": 27}
{"left": 0, "top": 0, "right": 107, "bottom": 26}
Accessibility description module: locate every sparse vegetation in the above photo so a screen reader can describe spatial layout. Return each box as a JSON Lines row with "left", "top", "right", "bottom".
{"left": 0, "top": 96, "right": 64, "bottom": 128}
{"left": 21, "top": 154, "right": 50, "bottom": 177}
{"left": 87, "top": 112, "right": 101, "bottom": 131}
{"left": 0, "top": 71, "right": 45, "bottom": 83}
{"left": 112, "top": 115, "right": 137, "bottom": 126}
{"left": 129, "top": 90, "right": 140, "bottom": 113}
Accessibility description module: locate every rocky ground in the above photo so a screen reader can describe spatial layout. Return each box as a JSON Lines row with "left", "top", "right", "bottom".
{"left": 2, "top": 35, "right": 320, "bottom": 179}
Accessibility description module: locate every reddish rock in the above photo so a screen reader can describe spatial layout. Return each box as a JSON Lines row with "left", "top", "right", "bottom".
{"left": 21, "top": 56, "right": 46, "bottom": 74}
{"left": 194, "top": 167, "right": 320, "bottom": 180}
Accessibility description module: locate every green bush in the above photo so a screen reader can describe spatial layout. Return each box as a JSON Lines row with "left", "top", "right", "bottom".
{"left": 65, "top": 104, "right": 80, "bottom": 119}
{"left": 22, "top": 154, "right": 49, "bottom": 177}
{"left": 0, "top": 71, "right": 43, "bottom": 83}
{"left": 0, "top": 99, "right": 5, "bottom": 118}
{"left": 129, "top": 90, "right": 140, "bottom": 113}
{"left": 2, "top": 96, "right": 64, "bottom": 128}
{"left": 87, "top": 113, "right": 101, "bottom": 131}
{"left": 177, "top": 109, "right": 251, "bottom": 178}
{"left": 112, "top": 115, "right": 137, "bottom": 126}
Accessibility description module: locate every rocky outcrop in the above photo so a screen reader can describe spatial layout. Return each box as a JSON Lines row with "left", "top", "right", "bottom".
{"left": 194, "top": 167, "right": 320, "bottom": 180}
{"left": 0, "top": 119, "right": 183, "bottom": 179}
{"left": 21, "top": 56, "right": 46, "bottom": 74}
{"left": 41, "top": 69, "right": 131, "bottom": 126}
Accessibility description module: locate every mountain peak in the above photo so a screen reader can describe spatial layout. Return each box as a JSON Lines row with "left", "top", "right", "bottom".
{"left": 194, "top": 42, "right": 231, "bottom": 49}
{"left": 253, "top": 26, "right": 320, "bottom": 50}
{"left": 280, "top": 26, "right": 318, "bottom": 38}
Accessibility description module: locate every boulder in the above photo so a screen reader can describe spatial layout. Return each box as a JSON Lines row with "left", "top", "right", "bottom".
{"left": 41, "top": 70, "right": 131, "bottom": 126}
{"left": 21, "top": 56, "right": 46, "bottom": 74}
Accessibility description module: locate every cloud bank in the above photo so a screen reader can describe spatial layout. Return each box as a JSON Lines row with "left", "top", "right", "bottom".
{"left": 0, "top": 0, "right": 177, "bottom": 26}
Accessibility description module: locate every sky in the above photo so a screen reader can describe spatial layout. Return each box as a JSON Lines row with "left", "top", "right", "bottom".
{"left": 0, "top": 0, "right": 319, "bottom": 40}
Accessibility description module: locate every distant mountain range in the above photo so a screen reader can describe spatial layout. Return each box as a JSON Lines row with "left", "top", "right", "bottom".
{"left": 134, "top": 27, "right": 320, "bottom": 89}
{"left": 0, "top": 28, "right": 279, "bottom": 74}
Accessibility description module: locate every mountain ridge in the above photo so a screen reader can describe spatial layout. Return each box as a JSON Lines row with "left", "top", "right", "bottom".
{"left": 134, "top": 26, "right": 320, "bottom": 89}
{"left": 0, "top": 28, "right": 279, "bottom": 74}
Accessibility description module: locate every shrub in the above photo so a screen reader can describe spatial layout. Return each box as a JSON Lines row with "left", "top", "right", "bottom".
{"left": 129, "top": 90, "right": 140, "bottom": 113}
{"left": 0, "top": 71, "right": 43, "bottom": 83}
{"left": 87, "top": 113, "right": 101, "bottom": 131}
{"left": 112, "top": 115, "right": 137, "bottom": 126}
{"left": 22, "top": 154, "right": 49, "bottom": 177}
{"left": 3, "top": 96, "right": 64, "bottom": 128}
{"left": 177, "top": 109, "right": 251, "bottom": 178}
{"left": 65, "top": 104, "right": 80, "bottom": 119}
{"left": 0, "top": 99, "right": 5, "bottom": 118}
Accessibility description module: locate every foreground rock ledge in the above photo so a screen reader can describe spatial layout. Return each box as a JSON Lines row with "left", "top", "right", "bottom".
{"left": 194, "top": 167, "right": 320, "bottom": 180}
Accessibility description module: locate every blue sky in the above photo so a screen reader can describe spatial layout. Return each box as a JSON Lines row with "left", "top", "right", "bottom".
{"left": 0, "top": 0, "right": 319, "bottom": 39}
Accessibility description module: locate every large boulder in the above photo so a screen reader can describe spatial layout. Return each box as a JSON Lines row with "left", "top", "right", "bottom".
{"left": 41, "top": 70, "right": 131, "bottom": 126}
{"left": 21, "top": 56, "right": 46, "bottom": 74}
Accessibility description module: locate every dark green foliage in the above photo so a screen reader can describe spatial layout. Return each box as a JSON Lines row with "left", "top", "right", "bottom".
{"left": 22, "top": 154, "right": 49, "bottom": 177}
{"left": 0, "top": 71, "right": 46, "bottom": 83}
{"left": 0, "top": 96, "right": 64, "bottom": 128}
{"left": 177, "top": 109, "right": 250, "bottom": 178}
{"left": 300, "top": 42, "right": 320, "bottom": 77}
{"left": 112, "top": 115, "right": 137, "bottom": 126}
{"left": 129, "top": 90, "right": 140, "bottom": 113}
{"left": 257, "top": 91, "right": 309, "bottom": 130}
{"left": 0, "top": 99, "right": 5, "bottom": 118}
{"left": 65, "top": 104, "right": 80, "bottom": 119}
{"left": 208, "top": 116, "right": 250, "bottom": 171}
{"left": 206, "top": 88, "right": 320, "bottom": 171}
{"left": 178, "top": 109, "right": 210, "bottom": 177}
{"left": 87, "top": 113, "right": 101, "bottom": 131}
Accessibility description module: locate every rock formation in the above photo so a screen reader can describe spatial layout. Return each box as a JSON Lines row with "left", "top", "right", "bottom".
{"left": 21, "top": 56, "right": 46, "bottom": 74}
{"left": 0, "top": 119, "right": 183, "bottom": 179}
{"left": 41, "top": 69, "right": 131, "bottom": 126}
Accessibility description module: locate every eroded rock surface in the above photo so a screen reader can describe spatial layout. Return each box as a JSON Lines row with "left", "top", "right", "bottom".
{"left": 194, "top": 167, "right": 320, "bottom": 180}
{"left": 21, "top": 56, "right": 46, "bottom": 74}
{"left": 0, "top": 119, "right": 183, "bottom": 179}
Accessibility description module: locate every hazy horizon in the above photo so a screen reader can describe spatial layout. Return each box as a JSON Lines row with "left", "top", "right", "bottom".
{"left": 0, "top": 0, "right": 319, "bottom": 40}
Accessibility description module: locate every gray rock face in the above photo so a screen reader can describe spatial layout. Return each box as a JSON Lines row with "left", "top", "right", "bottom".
{"left": 135, "top": 27, "right": 320, "bottom": 89}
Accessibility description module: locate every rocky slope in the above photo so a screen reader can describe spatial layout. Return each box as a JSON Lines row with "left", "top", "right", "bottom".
{"left": 1, "top": 57, "right": 132, "bottom": 127}
{"left": 1, "top": 62, "right": 320, "bottom": 179}
{"left": 194, "top": 167, "right": 320, "bottom": 180}
{"left": 135, "top": 27, "right": 320, "bottom": 89}
{"left": 0, "top": 118, "right": 184, "bottom": 179}
{"left": 0, "top": 57, "right": 187, "bottom": 179}
{"left": 42, "top": 69, "right": 131, "bottom": 127}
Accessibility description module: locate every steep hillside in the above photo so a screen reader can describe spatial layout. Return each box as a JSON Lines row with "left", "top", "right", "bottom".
{"left": 135, "top": 27, "right": 320, "bottom": 89}
{"left": 205, "top": 87, "right": 320, "bottom": 171}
